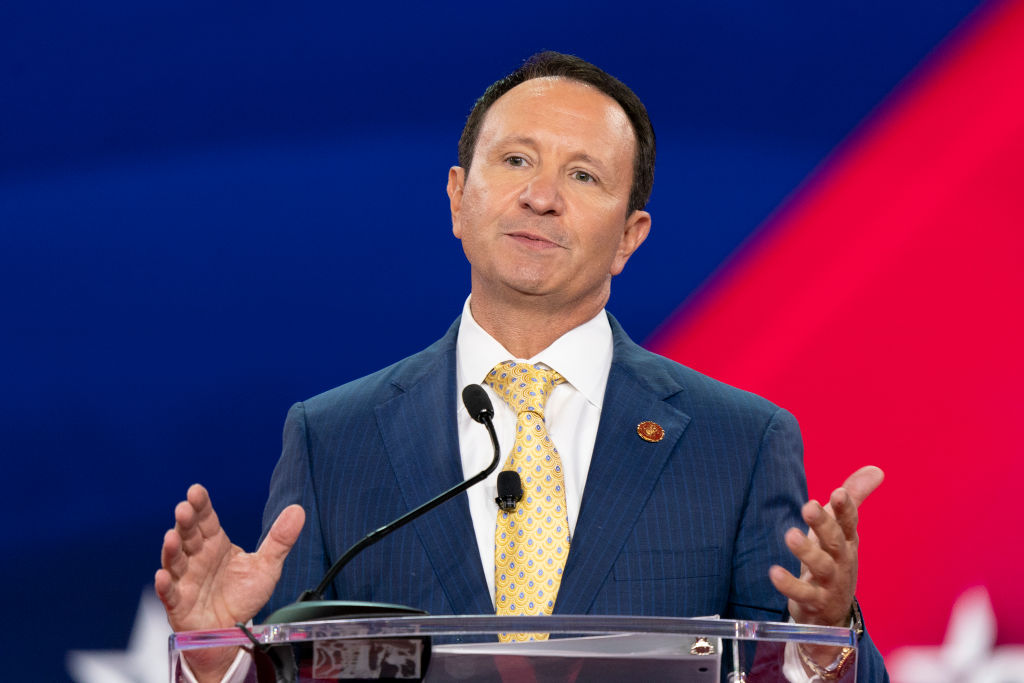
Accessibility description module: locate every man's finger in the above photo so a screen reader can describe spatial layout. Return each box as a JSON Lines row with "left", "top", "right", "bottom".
{"left": 186, "top": 483, "right": 210, "bottom": 509}
{"left": 830, "top": 488, "right": 859, "bottom": 540}
{"left": 804, "top": 501, "right": 846, "bottom": 558}
{"left": 154, "top": 567, "right": 179, "bottom": 609}
{"left": 174, "top": 500, "right": 205, "bottom": 555}
{"left": 188, "top": 484, "right": 224, "bottom": 540}
{"left": 162, "top": 528, "right": 189, "bottom": 578}
{"left": 256, "top": 505, "right": 306, "bottom": 569}
{"left": 785, "top": 528, "right": 837, "bottom": 582}
{"left": 838, "top": 466, "right": 884, "bottom": 508}
{"left": 769, "top": 564, "right": 822, "bottom": 605}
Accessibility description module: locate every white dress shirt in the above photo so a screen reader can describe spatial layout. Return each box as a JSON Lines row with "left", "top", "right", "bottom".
{"left": 454, "top": 296, "right": 614, "bottom": 605}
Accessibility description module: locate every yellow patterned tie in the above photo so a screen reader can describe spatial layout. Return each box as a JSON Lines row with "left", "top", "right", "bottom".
{"left": 484, "top": 361, "right": 569, "bottom": 642}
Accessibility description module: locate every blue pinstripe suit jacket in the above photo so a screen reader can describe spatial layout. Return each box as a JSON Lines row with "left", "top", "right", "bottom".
{"left": 258, "top": 313, "right": 887, "bottom": 680}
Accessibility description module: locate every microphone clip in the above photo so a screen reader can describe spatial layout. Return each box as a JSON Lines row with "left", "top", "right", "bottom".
{"left": 495, "top": 494, "right": 521, "bottom": 511}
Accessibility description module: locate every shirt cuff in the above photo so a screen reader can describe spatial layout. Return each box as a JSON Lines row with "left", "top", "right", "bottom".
{"left": 783, "top": 640, "right": 818, "bottom": 683}
{"left": 179, "top": 647, "right": 252, "bottom": 683}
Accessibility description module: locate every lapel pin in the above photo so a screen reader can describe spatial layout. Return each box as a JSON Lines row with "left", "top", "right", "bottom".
{"left": 637, "top": 421, "right": 665, "bottom": 443}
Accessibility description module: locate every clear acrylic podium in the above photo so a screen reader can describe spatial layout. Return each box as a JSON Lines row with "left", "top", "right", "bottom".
{"left": 170, "top": 614, "right": 857, "bottom": 682}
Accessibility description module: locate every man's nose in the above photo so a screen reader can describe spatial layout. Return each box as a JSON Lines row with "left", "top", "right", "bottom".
{"left": 518, "top": 169, "right": 564, "bottom": 215}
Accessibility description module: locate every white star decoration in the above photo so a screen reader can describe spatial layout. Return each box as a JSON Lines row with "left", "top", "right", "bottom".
{"left": 888, "top": 586, "right": 1024, "bottom": 683}
{"left": 66, "top": 588, "right": 172, "bottom": 683}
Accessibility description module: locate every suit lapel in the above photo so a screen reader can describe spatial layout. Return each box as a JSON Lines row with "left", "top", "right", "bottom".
{"left": 375, "top": 323, "right": 493, "bottom": 616}
{"left": 555, "top": 319, "right": 692, "bottom": 615}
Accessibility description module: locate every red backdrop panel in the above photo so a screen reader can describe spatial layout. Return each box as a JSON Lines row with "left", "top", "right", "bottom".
{"left": 649, "top": 0, "right": 1024, "bottom": 655}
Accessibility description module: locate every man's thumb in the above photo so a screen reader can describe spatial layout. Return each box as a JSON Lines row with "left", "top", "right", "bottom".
{"left": 840, "top": 465, "right": 885, "bottom": 507}
{"left": 257, "top": 505, "right": 305, "bottom": 566}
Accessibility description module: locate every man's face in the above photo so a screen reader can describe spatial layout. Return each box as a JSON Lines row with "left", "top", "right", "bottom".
{"left": 448, "top": 77, "right": 650, "bottom": 315}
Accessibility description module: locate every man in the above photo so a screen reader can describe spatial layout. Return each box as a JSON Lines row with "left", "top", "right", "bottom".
{"left": 157, "top": 52, "right": 887, "bottom": 682}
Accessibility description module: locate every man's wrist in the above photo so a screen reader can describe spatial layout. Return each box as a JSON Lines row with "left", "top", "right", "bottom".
{"left": 795, "top": 598, "right": 863, "bottom": 679}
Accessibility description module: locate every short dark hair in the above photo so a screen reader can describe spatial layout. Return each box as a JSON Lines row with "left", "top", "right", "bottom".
{"left": 457, "top": 51, "right": 656, "bottom": 214}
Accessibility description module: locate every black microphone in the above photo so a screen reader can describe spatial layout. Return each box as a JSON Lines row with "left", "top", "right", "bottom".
{"left": 462, "top": 383, "right": 494, "bottom": 424}
{"left": 495, "top": 471, "right": 523, "bottom": 511}
{"left": 264, "top": 383, "right": 502, "bottom": 625}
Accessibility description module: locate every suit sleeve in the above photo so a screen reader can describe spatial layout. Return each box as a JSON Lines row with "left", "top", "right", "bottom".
{"left": 855, "top": 628, "right": 890, "bottom": 683}
{"left": 728, "top": 406, "right": 806, "bottom": 622}
{"left": 256, "top": 401, "right": 333, "bottom": 621}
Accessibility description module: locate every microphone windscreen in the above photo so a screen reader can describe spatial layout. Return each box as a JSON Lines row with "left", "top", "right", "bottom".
{"left": 497, "top": 470, "right": 523, "bottom": 499}
{"left": 462, "top": 383, "right": 495, "bottom": 423}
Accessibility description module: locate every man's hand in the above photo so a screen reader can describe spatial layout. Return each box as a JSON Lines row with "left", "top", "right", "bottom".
{"left": 154, "top": 484, "right": 305, "bottom": 682}
{"left": 769, "top": 466, "right": 884, "bottom": 667}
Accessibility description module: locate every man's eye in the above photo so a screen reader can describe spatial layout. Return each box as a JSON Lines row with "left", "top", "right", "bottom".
{"left": 505, "top": 156, "right": 526, "bottom": 167}
{"left": 572, "top": 170, "right": 595, "bottom": 183}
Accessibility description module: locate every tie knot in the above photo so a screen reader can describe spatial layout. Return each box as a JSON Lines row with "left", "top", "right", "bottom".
{"left": 483, "top": 361, "right": 564, "bottom": 417}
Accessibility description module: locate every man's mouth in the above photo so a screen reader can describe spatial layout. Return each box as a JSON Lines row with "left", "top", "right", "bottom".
{"left": 506, "top": 230, "right": 561, "bottom": 249}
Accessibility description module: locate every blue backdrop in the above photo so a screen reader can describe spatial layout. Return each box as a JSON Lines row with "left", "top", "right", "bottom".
{"left": 0, "top": 2, "right": 984, "bottom": 679}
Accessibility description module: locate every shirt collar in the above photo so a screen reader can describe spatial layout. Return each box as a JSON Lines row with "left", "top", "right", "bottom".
{"left": 455, "top": 295, "right": 613, "bottom": 409}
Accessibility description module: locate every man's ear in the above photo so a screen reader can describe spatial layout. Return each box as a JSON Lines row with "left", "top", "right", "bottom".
{"left": 610, "top": 209, "right": 651, "bottom": 276}
{"left": 447, "top": 166, "right": 466, "bottom": 238}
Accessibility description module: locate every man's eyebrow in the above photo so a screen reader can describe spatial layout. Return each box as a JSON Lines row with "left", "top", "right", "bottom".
{"left": 493, "top": 135, "right": 539, "bottom": 149}
{"left": 572, "top": 153, "right": 606, "bottom": 171}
